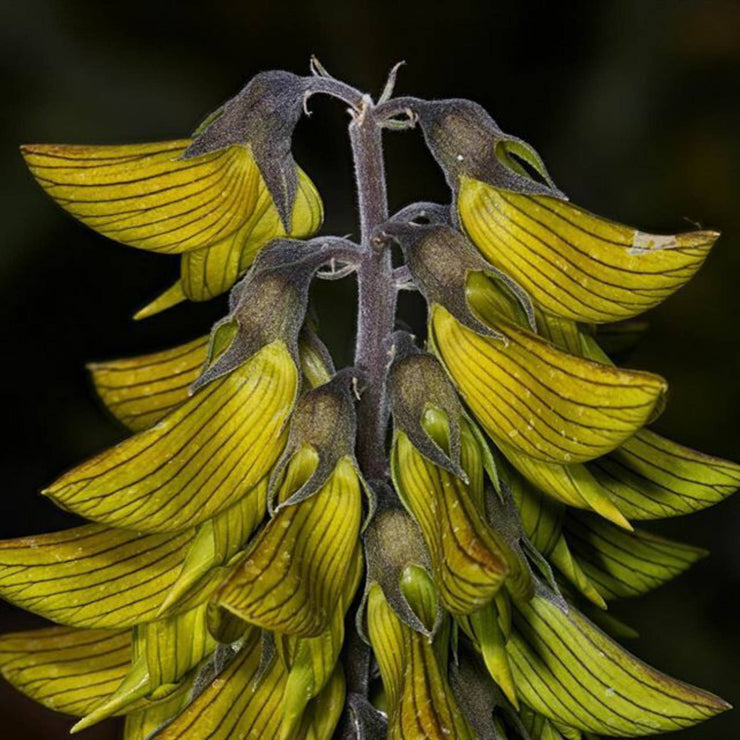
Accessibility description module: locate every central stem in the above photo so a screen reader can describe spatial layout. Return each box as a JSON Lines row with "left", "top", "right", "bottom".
{"left": 350, "top": 101, "right": 396, "bottom": 480}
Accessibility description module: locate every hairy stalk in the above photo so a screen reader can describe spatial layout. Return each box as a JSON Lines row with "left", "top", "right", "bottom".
{"left": 349, "top": 100, "right": 396, "bottom": 481}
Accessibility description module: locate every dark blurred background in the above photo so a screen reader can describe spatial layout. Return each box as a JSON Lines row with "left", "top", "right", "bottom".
{"left": 1, "top": 0, "right": 739, "bottom": 737}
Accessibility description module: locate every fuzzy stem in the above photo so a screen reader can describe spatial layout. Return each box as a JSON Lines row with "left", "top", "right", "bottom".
{"left": 349, "top": 100, "right": 396, "bottom": 481}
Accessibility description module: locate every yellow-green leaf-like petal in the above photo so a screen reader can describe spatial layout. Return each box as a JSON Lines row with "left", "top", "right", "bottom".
{"left": 181, "top": 167, "right": 323, "bottom": 302}
{"left": 392, "top": 424, "right": 510, "bottom": 614}
{"left": 590, "top": 428, "right": 740, "bottom": 520}
{"left": 155, "top": 630, "right": 286, "bottom": 739}
{"left": 0, "top": 524, "right": 193, "bottom": 628}
{"left": 564, "top": 512, "right": 706, "bottom": 600}
{"left": 89, "top": 335, "right": 208, "bottom": 431}
{"left": 459, "top": 176, "right": 718, "bottom": 323}
{"left": 366, "top": 584, "right": 476, "bottom": 739}
{"left": 431, "top": 304, "right": 666, "bottom": 465}
{"left": 217, "top": 454, "right": 362, "bottom": 637}
{"left": 22, "top": 140, "right": 260, "bottom": 254}
{"left": 0, "top": 625, "right": 130, "bottom": 716}
{"left": 47, "top": 341, "right": 297, "bottom": 532}
{"left": 508, "top": 593, "right": 729, "bottom": 736}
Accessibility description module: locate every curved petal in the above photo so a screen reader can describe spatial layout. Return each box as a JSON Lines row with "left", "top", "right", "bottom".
{"left": 459, "top": 176, "right": 718, "bottom": 323}
{"left": 366, "top": 584, "right": 476, "bottom": 740}
{"left": 431, "top": 304, "right": 666, "bottom": 464}
{"left": 392, "top": 423, "right": 511, "bottom": 614}
{"left": 181, "top": 167, "right": 323, "bottom": 302}
{"left": 89, "top": 336, "right": 208, "bottom": 431}
{"left": 564, "top": 512, "right": 706, "bottom": 600}
{"left": 217, "top": 455, "right": 362, "bottom": 637}
{"left": 591, "top": 428, "right": 740, "bottom": 520}
{"left": 22, "top": 140, "right": 260, "bottom": 254}
{"left": 0, "top": 625, "right": 130, "bottom": 716}
{"left": 47, "top": 341, "right": 297, "bottom": 532}
{"left": 0, "top": 524, "right": 193, "bottom": 628}
{"left": 509, "top": 593, "right": 729, "bottom": 736}
{"left": 155, "top": 631, "right": 286, "bottom": 739}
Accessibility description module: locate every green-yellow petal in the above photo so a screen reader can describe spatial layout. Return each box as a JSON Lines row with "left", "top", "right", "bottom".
{"left": 0, "top": 625, "right": 130, "bottom": 716}
{"left": 47, "top": 341, "right": 297, "bottom": 532}
{"left": 431, "top": 303, "right": 666, "bottom": 465}
{"left": 89, "top": 335, "right": 209, "bottom": 431}
{"left": 459, "top": 175, "right": 718, "bottom": 323}
{"left": 508, "top": 593, "right": 729, "bottom": 736}
{"left": 217, "top": 453, "right": 362, "bottom": 637}
{"left": 22, "top": 140, "right": 261, "bottom": 255}
{"left": 392, "top": 420, "right": 512, "bottom": 614}
{"left": 0, "top": 524, "right": 194, "bottom": 628}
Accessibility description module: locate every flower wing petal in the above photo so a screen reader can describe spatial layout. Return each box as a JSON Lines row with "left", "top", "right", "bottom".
{"left": 22, "top": 141, "right": 260, "bottom": 254}
{"left": 460, "top": 177, "right": 717, "bottom": 323}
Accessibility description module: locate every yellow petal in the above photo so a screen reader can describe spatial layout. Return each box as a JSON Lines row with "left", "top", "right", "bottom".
{"left": 500, "top": 440, "right": 632, "bottom": 530}
{"left": 392, "top": 420, "right": 510, "bottom": 615}
{"left": 459, "top": 176, "right": 718, "bottom": 322}
{"left": 509, "top": 593, "right": 729, "bottom": 735}
{"left": 160, "top": 484, "right": 268, "bottom": 614}
{"left": 564, "top": 512, "right": 706, "bottom": 600}
{"left": 123, "top": 680, "right": 193, "bottom": 740}
{"left": 0, "top": 524, "right": 193, "bottom": 628}
{"left": 181, "top": 167, "right": 323, "bottom": 302}
{"left": 367, "top": 585, "right": 475, "bottom": 739}
{"left": 22, "top": 140, "right": 260, "bottom": 254}
{"left": 279, "top": 545, "right": 361, "bottom": 738}
{"left": 89, "top": 335, "right": 208, "bottom": 431}
{"left": 133, "top": 281, "right": 187, "bottom": 320}
{"left": 591, "top": 428, "right": 740, "bottom": 520}
{"left": 47, "top": 341, "right": 297, "bottom": 532}
{"left": 0, "top": 625, "right": 130, "bottom": 716}
{"left": 431, "top": 302, "right": 667, "bottom": 465}
{"left": 155, "top": 630, "right": 286, "bottom": 739}
{"left": 217, "top": 454, "right": 362, "bottom": 636}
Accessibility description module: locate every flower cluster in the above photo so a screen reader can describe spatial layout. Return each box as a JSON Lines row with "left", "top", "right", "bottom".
{"left": 0, "top": 64, "right": 737, "bottom": 739}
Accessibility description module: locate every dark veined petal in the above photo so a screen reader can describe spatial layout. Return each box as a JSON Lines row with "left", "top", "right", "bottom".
{"left": 590, "top": 428, "right": 740, "bottom": 520}
{"left": 431, "top": 302, "right": 666, "bottom": 465}
{"left": 0, "top": 524, "right": 194, "bottom": 628}
{"left": 508, "top": 592, "right": 729, "bottom": 736}
{"left": 278, "top": 545, "right": 362, "bottom": 739}
{"left": 159, "top": 485, "right": 268, "bottom": 615}
{"left": 72, "top": 599, "right": 216, "bottom": 731}
{"left": 564, "top": 512, "right": 706, "bottom": 600}
{"left": 391, "top": 412, "right": 511, "bottom": 614}
{"left": 22, "top": 140, "right": 261, "bottom": 254}
{"left": 89, "top": 335, "right": 209, "bottom": 432}
{"left": 181, "top": 167, "right": 323, "bottom": 302}
{"left": 293, "top": 664, "right": 346, "bottom": 740}
{"left": 498, "top": 439, "right": 631, "bottom": 529}
{"left": 0, "top": 625, "right": 130, "bottom": 716}
{"left": 123, "top": 680, "right": 193, "bottom": 740}
{"left": 536, "top": 317, "right": 740, "bottom": 519}
{"left": 217, "top": 451, "right": 362, "bottom": 637}
{"left": 459, "top": 175, "right": 718, "bottom": 323}
{"left": 366, "top": 583, "right": 476, "bottom": 740}
{"left": 46, "top": 340, "right": 297, "bottom": 532}
{"left": 155, "top": 630, "right": 287, "bottom": 739}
